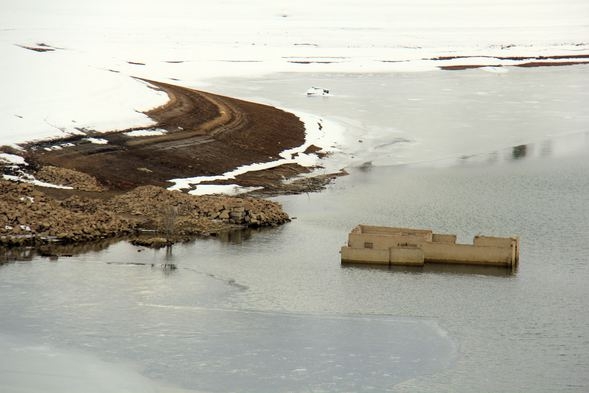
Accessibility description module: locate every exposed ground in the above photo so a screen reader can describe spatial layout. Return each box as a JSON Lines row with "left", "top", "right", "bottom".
{"left": 22, "top": 79, "right": 316, "bottom": 192}
{"left": 435, "top": 54, "right": 589, "bottom": 70}
{"left": 1, "top": 80, "right": 343, "bottom": 248}
{"left": 0, "top": 178, "right": 290, "bottom": 247}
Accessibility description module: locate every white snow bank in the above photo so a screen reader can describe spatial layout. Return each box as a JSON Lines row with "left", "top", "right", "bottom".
{"left": 0, "top": 43, "right": 168, "bottom": 146}
{"left": 2, "top": 174, "right": 74, "bottom": 189}
{"left": 306, "top": 87, "right": 330, "bottom": 97}
{"left": 84, "top": 137, "right": 108, "bottom": 145}
{"left": 124, "top": 129, "right": 167, "bottom": 137}
{"left": 189, "top": 184, "right": 263, "bottom": 196}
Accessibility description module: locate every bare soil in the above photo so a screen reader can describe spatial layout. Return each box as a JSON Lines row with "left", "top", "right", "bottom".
{"left": 23, "top": 79, "right": 313, "bottom": 193}
{"left": 1, "top": 80, "right": 342, "bottom": 248}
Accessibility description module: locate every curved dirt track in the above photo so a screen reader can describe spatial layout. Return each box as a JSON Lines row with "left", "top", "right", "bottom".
{"left": 27, "top": 80, "right": 307, "bottom": 191}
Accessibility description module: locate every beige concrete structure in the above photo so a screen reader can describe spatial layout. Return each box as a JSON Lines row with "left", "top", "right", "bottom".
{"left": 341, "top": 225, "right": 519, "bottom": 268}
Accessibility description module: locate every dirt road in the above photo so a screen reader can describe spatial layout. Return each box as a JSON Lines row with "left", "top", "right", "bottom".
{"left": 26, "top": 80, "right": 307, "bottom": 191}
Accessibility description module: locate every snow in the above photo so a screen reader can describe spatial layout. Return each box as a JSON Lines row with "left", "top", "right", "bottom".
{"left": 0, "top": 153, "right": 27, "bottom": 165}
{"left": 188, "top": 184, "right": 263, "bottom": 196}
{"left": 306, "top": 87, "right": 330, "bottom": 97}
{"left": 168, "top": 111, "right": 340, "bottom": 194}
{"left": 84, "top": 137, "right": 108, "bottom": 145}
{"left": 2, "top": 174, "right": 74, "bottom": 190}
{"left": 124, "top": 129, "right": 167, "bottom": 137}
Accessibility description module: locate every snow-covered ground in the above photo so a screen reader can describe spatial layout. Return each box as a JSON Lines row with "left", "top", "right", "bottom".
{"left": 1, "top": 0, "right": 588, "bottom": 147}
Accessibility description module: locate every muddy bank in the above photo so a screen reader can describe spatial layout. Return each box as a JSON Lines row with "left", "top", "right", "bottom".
{"left": 0, "top": 179, "right": 289, "bottom": 247}
{"left": 21, "top": 80, "right": 314, "bottom": 192}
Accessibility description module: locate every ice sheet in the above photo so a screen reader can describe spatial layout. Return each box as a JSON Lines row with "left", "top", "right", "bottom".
{"left": 0, "top": 333, "right": 193, "bottom": 393}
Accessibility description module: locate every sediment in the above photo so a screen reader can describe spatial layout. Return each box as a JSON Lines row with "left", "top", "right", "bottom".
{"left": 22, "top": 80, "right": 311, "bottom": 191}
{"left": 0, "top": 179, "right": 289, "bottom": 247}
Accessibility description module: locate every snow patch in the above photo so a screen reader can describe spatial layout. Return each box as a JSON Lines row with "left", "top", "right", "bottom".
{"left": 124, "top": 129, "right": 167, "bottom": 137}
{"left": 189, "top": 184, "right": 263, "bottom": 196}
{"left": 480, "top": 66, "right": 509, "bottom": 73}
{"left": 84, "top": 137, "right": 108, "bottom": 145}
{"left": 0, "top": 153, "right": 27, "bottom": 165}
{"left": 2, "top": 174, "right": 73, "bottom": 190}
{"left": 306, "top": 87, "right": 330, "bottom": 96}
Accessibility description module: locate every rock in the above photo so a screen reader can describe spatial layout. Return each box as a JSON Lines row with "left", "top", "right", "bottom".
{"left": 130, "top": 237, "right": 171, "bottom": 248}
{"left": 35, "top": 166, "right": 105, "bottom": 192}
{"left": 0, "top": 179, "right": 290, "bottom": 247}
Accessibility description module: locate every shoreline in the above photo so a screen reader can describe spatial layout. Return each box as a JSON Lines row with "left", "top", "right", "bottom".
{"left": 0, "top": 179, "right": 290, "bottom": 250}
{"left": 0, "top": 80, "right": 343, "bottom": 249}
{"left": 19, "top": 80, "right": 322, "bottom": 193}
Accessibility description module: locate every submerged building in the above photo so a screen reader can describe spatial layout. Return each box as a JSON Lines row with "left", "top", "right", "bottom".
{"left": 340, "top": 225, "right": 519, "bottom": 267}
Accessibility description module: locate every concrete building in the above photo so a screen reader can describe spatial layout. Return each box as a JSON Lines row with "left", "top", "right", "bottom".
{"left": 340, "top": 225, "right": 519, "bottom": 267}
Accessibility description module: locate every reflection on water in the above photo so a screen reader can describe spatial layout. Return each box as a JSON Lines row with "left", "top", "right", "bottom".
{"left": 216, "top": 228, "right": 254, "bottom": 244}
{"left": 341, "top": 262, "right": 516, "bottom": 277}
{"left": 512, "top": 144, "right": 528, "bottom": 160}
{"left": 423, "top": 131, "right": 589, "bottom": 169}
{"left": 0, "top": 228, "right": 257, "bottom": 266}
{"left": 0, "top": 247, "right": 35, "bottom": 264}
{"left": 0, "top": 238, "right": 122, "bottom": 265}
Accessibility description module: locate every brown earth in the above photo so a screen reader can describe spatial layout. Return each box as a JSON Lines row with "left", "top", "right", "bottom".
{"left": 22, "top": 79, "right": 313, "bottom": 192}
{"left": 440, "top": 61, "right": 589, "bottom": 70}
{"left": 435, "top": 54, "right": 589, "bottom": 70}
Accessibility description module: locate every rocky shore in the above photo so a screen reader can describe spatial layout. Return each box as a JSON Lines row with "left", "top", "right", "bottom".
{"left": 0, "top": 178, "right": 289, "bottom": 247}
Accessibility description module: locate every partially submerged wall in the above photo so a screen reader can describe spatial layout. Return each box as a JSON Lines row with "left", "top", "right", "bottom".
{"left": 422, "top": 242, "right": 514, "bottom": 266}
{"left": 341, "top": 245, "right": 425, "bottom": 266}
{"left": 349, "top": 233, "right": 429, "bottom": 250}
{"left": 341, "top": 246, "right": 390, "bottom": 265}
{"left": 341, "top": 225, "right": 519, "bottom": 268}
{"left": 358, "top": 225, "right": 433, "bottom": 239}
{"left": 432, "top": 233, "right": 457, "bottom": 244}
{"left": 348, "top": 225, "right": 433, "bottom": 249}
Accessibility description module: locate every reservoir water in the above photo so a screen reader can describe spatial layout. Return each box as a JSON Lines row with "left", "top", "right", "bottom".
{"left": 1, "top": 65, "right": 589, "bottom": 392}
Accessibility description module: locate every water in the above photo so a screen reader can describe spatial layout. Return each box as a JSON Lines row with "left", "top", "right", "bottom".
{"left": 1, "top": 66, "right": 589, "bottom": 392}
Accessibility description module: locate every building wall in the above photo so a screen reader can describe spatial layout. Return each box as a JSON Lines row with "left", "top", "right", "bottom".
{"left": 358, "top": 225, "right": 433, "bottom": 241}
{"left": 349, "top": 233, "right": 428, "bottom": 250}
{"left": 422, "top": 242, "right": 514, "bottom": 266}
{"left": 432, "top": 233, "right": 457, "bottom": 244}
{"left": 340, "top": 246, "right": 425, "bottom": 266}
{"left": 389, "top": 247, "right": 425, "bottom": 266}
{"left": 473, "top": 235, "right": 515, "bottom": 248}
{"left": 340, "top": 246, "right": 389, "bottom": 265}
